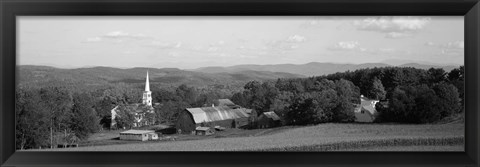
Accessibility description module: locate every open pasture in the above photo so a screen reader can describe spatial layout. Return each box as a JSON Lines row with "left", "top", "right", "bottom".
{"left": 46, "top": 123, "right": 463, "bottom": 151}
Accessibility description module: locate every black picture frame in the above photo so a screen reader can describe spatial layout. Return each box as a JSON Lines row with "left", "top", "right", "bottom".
{"left": 1, "top": 0, "right": 478, "bottom": 166}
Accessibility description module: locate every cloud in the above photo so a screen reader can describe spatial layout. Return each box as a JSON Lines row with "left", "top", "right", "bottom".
{"left": 85, "top": 37, "right": 102, "bottom": 42}
{"left": 353, "top": 16, "right": 431, "bottom": 38}
{"left": 329, "top": 41, "right": 360, "bottom": 51}
{"left": 84, "top": 31, "right": 150, "bottom": 43}
{"left": 385, "top": 32, "right": 412, "bottom": 39}
{"left": 286, "top": 35, "right": 307, "bottom": 43}
{"left": 103, "top": 31, "right": 147, "bottom": 39}
{"left": 354, "top": 16, "right": 431, "bottom": 32}
{"left": 149, "top": 41, "right": 182, "bottom": 49}
{"left": 207, "top": 47, "right": 219, "bottom": 52}
{"left": 424, "top": 41, "right": 436, "bottom": 46}
{"left": 445, "top": 41, "right": 464, "bottom": 49}
{"left": 425, "top": 41, "right": 464, "bottom": 55}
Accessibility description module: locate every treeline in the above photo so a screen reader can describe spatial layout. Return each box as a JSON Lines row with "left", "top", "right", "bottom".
{"left": 324, "top": 66, "right": 464, "bottom": 123}
{"left": 230, "top": 66, "right": 464, "bottom": 126}
{"left": 231, "top": 78, "right": 361, "bottom": 125}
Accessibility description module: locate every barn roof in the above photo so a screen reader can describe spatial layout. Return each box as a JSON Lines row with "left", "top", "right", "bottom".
{"left": 186, "top": 106, "right": 252, "bottom": 124}
{"left": 120, "top": 129, "right": 155, "bottom": 134}
{"left": 262, "top": 111, "right": 280, "bottom": 121}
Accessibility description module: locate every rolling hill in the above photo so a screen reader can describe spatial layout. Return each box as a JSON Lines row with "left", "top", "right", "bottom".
{"left": 17, "top": 65, "right": 304, "bottom": 89}
{"left": 193, "top": 62, "right": 459, "bottom": 77}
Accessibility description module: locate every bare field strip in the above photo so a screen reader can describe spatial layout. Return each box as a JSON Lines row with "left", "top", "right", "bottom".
{"left": 39, "top": 123, "right": 463, "bottom": 151}
{"left": 250, "top": 136, "right": 464, "bottom": 151}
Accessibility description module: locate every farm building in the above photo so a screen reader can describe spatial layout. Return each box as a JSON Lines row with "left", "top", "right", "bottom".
{"left": 195, "top": 127, "right": 215, "bottom": 136}
{"left": 119, "top": 129, "right": 158, "bottom": 141}
{"left": 354, "top": 95, "right": 379, "bottom": 123}
{"left": 257, "top": 111, "right": 281, "bottom": 128}
{"left": 176, "top": 104, "right": 254, "bottom": 134}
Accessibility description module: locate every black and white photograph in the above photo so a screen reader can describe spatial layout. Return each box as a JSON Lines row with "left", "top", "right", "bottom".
{"left": 16, "top": 16, "right": 464, "bottom": 151}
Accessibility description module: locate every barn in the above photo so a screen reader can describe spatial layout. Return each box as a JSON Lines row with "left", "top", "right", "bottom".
{"left": 257, "top": 111, "right": 281, "bottom": 129}
{"left": 354, "top": 95, "right": 379, "bottom": 123}
{"left": 176, "top": 105, "right": 253, "bottom": 134}
{"left": 119, "top": 130, "right": 158, "bottom": 141}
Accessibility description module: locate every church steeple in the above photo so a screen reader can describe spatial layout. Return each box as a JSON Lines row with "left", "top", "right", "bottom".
{"left": 145, "top": 71, "right": 150, "bottom": 92}
{"left": 142, "top": 71, "right": 152, "bottom": 106}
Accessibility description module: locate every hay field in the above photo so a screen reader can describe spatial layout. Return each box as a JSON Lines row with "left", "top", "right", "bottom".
{"left": 46, "top": 123, "right": 464, "bottom": 151}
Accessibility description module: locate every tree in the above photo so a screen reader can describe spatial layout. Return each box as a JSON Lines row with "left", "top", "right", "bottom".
{"left": 231, "top": 92, "right": 248, "bottom": 108}
{"left": 176, "top": 84, "right": 199, "bottom": 106}
{"left": 16, "top": 87, "right": 50, "bottom": 149}
{"left": 447, "top": 66, "right": 464, "bottom": 111}
{"left": 69, "top": 92, "right": 100, "bottom": 139}
{"left": 332, "top": 79, "right": 358, "bottom": 122}
{"left": 154, "top": 101, "right": 190, "bottom": 125}
{"left": 286, "top": 95, "right": 329, "bottom": 125}
{"left": 369, "top": 77, "right": 386, "bottom": 100}
{"left": 432, "top": 82, "right": 461, "bottom": 116}
{"left": 114, "top": 105, "right": 136, "bottom": 129}
{"left": 427, "top": 68, "right": 446, "bottom": 84}
{"left": 269, "top": 91, "right": 294, "bottom": 123}
{"left": 39, "top": 87, "right": 73, "bottom": 148}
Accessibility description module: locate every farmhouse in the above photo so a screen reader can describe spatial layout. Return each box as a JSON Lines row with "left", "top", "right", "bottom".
{"left": 119, "top": 129, "right": 158, "bottom": 141}
{"left": 354, "top": 95, "right": 379, "bottom": 123}
{"left": 176, "top": 102, "right": 254, "bottom": 134}
{"left": 257, "top": 111, "right": 281, "bottom": 129}
{"left": 111, "top": 71, "right": 157, "bottom": 129}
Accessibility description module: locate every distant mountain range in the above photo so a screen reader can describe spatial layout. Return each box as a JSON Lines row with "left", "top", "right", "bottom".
{"left": 192, "top": 62, "right": 459, "bottom": 77}
{"left": 17, "top": 65, "right": 303, "bottom": 88}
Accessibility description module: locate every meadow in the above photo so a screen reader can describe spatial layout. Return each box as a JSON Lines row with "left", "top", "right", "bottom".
{"left": 44, "top": 122, "right": 464, "bottom": 151}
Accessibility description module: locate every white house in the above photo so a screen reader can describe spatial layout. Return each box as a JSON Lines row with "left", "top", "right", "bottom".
{"left": 354, "top": 95, "right": 379, "bottom": 123}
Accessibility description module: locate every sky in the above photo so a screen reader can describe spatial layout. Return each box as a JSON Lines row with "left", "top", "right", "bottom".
{"left": 18, "top": 16, "right": 464, "bottom": 69}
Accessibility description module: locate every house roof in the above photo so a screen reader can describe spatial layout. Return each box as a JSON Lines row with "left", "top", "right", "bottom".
{"left": 262, "top": 111, "right": 280, "bottom": 121}
{"left": 120, "top": 129, "right": 155, "bottom": 134}
{"left": 186, "top": 106, "right": 252, "bottom": 124}
{"left": 359, "top": 96, "right": 379, "bottom": 115}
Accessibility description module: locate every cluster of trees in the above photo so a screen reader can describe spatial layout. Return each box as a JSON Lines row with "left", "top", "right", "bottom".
{"left": 231, "top": 66, "right": 464, "bottom": 125}
{"left": 16, "top": 87, "right": 100, "bottom": 150}
{"left": 231, "top": 78, "right": 360, "bottom": 125}
{"left": 325, "top": 66, "right": 464, "bottom": 123}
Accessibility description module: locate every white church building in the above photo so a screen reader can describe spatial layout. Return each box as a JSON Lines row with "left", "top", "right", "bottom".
{"left": 111, "top": 71, "right": 156, "bottom": 129}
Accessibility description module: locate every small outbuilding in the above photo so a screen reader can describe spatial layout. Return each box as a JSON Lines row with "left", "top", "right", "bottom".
{"left": 195, "top": 127, "right": 215, "bottom": 136}
{"left": 119, "top": 130, "right": 157, "bottom": 141}
{"left": 257, "top": 111, "right": 281, "bottom": 129}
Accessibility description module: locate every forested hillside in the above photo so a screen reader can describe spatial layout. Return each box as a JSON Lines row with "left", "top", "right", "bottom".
{"left": 18, "top": 65, "right": 303, "bottom": 90}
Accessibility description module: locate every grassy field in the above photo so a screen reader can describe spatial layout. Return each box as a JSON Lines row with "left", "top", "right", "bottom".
{"left": 40, "top": 123, "right": 463, "bottom": 151}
